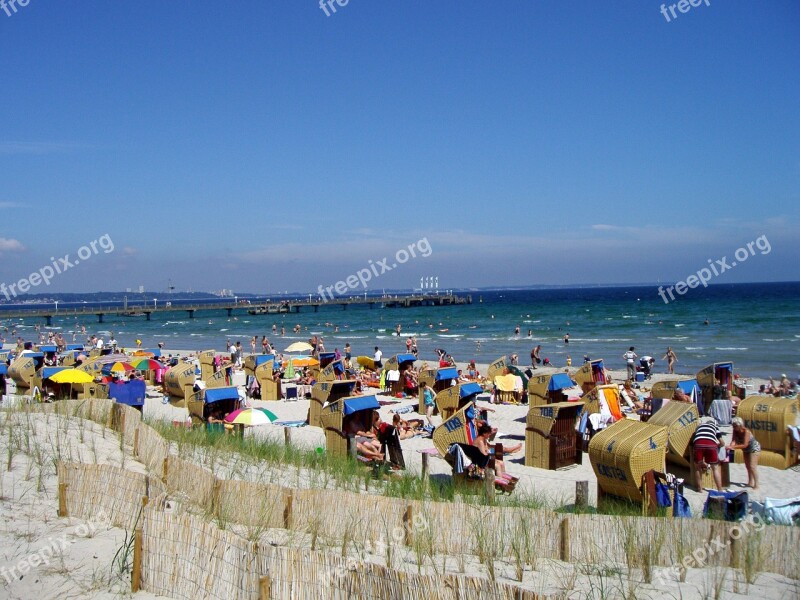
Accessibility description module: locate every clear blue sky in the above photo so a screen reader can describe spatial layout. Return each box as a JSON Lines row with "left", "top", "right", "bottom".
{"left": 1, "top": 0, "right": 798, "bottom": 295}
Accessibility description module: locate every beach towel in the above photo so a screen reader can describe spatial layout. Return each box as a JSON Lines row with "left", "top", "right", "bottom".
{"left": 390, "top": 404, "right": 417, "bottom": 414}
{"left": 494, "top": 374, "right": 517, "bottom": 392}
{"left": 655, "top": 482, "right": 672, "bottom": 508}
{"left": 274, "top": 420, "right": 307, "bottom": 428}
{"left": 447, "top": 443, "right": 471, "bottom": 475}
{"left": 763, "top": 496, "right": 800, "bottom": 526}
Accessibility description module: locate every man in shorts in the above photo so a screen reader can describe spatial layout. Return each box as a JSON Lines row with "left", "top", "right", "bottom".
{"left": 691, "top": 416, "right": 724, "bottom": 491}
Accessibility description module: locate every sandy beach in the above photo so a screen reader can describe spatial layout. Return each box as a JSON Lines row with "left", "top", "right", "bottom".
{"left": 1, "top": 351, "right": 798, "bottom": 599}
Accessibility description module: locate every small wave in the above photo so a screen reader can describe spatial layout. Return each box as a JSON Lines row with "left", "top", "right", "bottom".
{"left": 674, "top": 324, "right": 685, "bottom": 328}
{"left": 658, "top": 336, "right": 688, "bottom": 340}
{"left": 715, "top": 347, "right": 748, "bottom": 351}
{"left": 219, "top": 328, "right": 229, "bottom": 332}
{"left": 438, "top": 334, "right": 463, "bottom": 338}
{"left": 684, "top": 347, "right": 705, "bottom": 351}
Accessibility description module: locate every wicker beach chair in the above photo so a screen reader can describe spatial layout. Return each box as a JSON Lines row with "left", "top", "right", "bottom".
{"left": 164, "top": 362, "right": 197, "bottom": 407}
{"left": 574, "top": 359, "right": 608, "bottom": 394}
{"left": 589, "top": 420, "right": 668, "bottom": 502}
{"left": 525, "top": 401, "right": 584, "bottom": 469}
{"left": 309, "top": 380, "right": 358, "bottom": 428}
{"left": 733, "top": 396, "right": 800, "bottom": 469}
{"left": 434, "top": 381, "right": 484, "bottom": 421}
{"left": 527, "top": 372, "right": 577, "bottom": 407}
{"left": 319, "top": 395, "right": 382, "bottom": 460}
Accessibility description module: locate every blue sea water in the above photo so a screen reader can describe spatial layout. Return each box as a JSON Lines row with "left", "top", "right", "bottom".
{"left": 2, "top": 282, "right": 798, "bottom": 379}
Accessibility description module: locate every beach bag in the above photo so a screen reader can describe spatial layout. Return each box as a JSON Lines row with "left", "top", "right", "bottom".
{"left": 703, "top": 490, "right": 748, "bottom": 521}
{"left": 673, "top": 492, "right": 692, "bottom": 518}
{"left": 655, "top": 482, "right": 672, "bottom": 508}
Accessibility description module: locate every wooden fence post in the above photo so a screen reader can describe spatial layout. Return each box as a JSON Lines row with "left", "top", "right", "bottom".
{"left": 284, "top": 427, "right": 291, "bottom": 450}
{"left": 421, "top": 453, "right": 429, "bottom": 484}
{"left": 162, "top": 457, "right": 168, "bottom": 485}
{"left": 58, "top": 482, "right": 68, "bottom": 518}
{"left": 403, "top": 505, "right": 413, "bottom": 546}
{"left": 559, "top": 518, "right": 570, "bottom": 562}
{"left": 133, "top": 427, "right": 140, "bottom": 458}
{"left": 283, "top": 490, "right": 293, "bottom": 530}
{"left": 575, "top": 481, "right": 588, "bottom": 510}
{"left": 259, "top": 575, "right": 271, "bottom": 600}
{"left": 212, "top": 478, "right": 222, "bottom": 519}
{"left": 131, "top": 527, "right": 143, "bottom": 592}
{"left": 483, "top": 467, "right": 495, "bottom": 504}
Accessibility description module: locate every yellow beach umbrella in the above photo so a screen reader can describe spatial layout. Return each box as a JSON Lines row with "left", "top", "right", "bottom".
{"left": 49, "top": 369, "right": 95, "bottom": 384}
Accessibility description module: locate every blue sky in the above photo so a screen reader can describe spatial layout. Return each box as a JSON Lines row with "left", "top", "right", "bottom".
{"left": 1, "top": 0, "right": 798, "bottom": 295}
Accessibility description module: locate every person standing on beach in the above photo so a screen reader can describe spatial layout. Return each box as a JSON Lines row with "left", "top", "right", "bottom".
{"left": 623, "top": 347, "right": 638, "bottom": 381}
{"left": 250, "top": 336, "right": 257, "bottom": 354}
{"left": 374, "top": 346, "right": 383, "bottom": 369}
{"left": 727, "top": 417, "right": 760, "bottom": 490}
{"left": 662, "top": 347, "right": 677, "bottom": 374}
{"left": 411, "top": 336, "right": 418, "bottom": 357}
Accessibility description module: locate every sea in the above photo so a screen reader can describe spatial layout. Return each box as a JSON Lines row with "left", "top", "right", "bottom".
{"left": 1, "top": 282, "right": 798, "bottom": 379}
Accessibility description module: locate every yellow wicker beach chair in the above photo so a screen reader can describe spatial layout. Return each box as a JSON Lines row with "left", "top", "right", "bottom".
{"left": 527, "top": 372, "right": 577, "bottom": 407}
{"left": 309, "top": 380, "right": 358, "bottom": 428}
{"left": 319, "top": 395, "right": 381, "bottom": 459}
{"left": 733, "top": 396, "right": 799, "bottom": 469}
{"left": 574, "top": 359, "right": 608, "bottom": 394}
{"left": 383, "top": 353, "right": 417, "bottom": 396}
{"left": 696, "top": 362, "right": 734, "bottom": 413}
{"left": 486, "top": 356, "right": 509, "bottom": 382}
{"left": 7, "top": 354, "right": 39, "bottom": 391}
{"left": 434, "top": 381, "right": 485, "bottom": 421}
{"left": 417, "top": 366, "right": 458, "bottom": 407}
{"left": 589, "top": 420, "right": 668, "bottom": 502}
{"left": 197, "top": 350, "right": 216, "bottom": 381}
{"left": 164, "top": 362, "right": 197, "bottom": 407}
{"left": 525, "top": 401, "right": 584, "bottom": 470}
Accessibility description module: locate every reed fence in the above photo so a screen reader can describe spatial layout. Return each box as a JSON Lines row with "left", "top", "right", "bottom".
{"left": 27, "top": 398, "right": 800, "bottom": 597}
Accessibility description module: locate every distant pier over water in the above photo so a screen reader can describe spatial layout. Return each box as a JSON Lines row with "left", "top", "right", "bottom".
{"left": 0, "top": 293, "right": 472, "bottom": 325}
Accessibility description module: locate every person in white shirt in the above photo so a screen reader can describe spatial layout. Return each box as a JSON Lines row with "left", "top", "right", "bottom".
{"left": 623, "top": 347, "right": 637, "bottom": 381}
{"left": 374, "top": 346, "right": 383, "bottom": 368}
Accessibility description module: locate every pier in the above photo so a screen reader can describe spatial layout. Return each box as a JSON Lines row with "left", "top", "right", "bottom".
{"left": 0, "top": 293, "right": 472, "bottom": 325}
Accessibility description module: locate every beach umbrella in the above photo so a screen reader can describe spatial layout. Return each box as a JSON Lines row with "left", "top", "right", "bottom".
{"left": 130, "top": 358, "right": 162, "bottom": 371}
{"left": 48, "top": 369, "right": 95, "bottom": 384}
{"left": 284, "top": 341, "right": 314, "bottom": 353}
{"left": 102, "top": 361, "right": 134, "bottom": 374}
{"left": 224, "top": 408, "right": 276, "bottom": 426}
{"left": 283, "top": 356, "right": 319, "bottom": 368}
